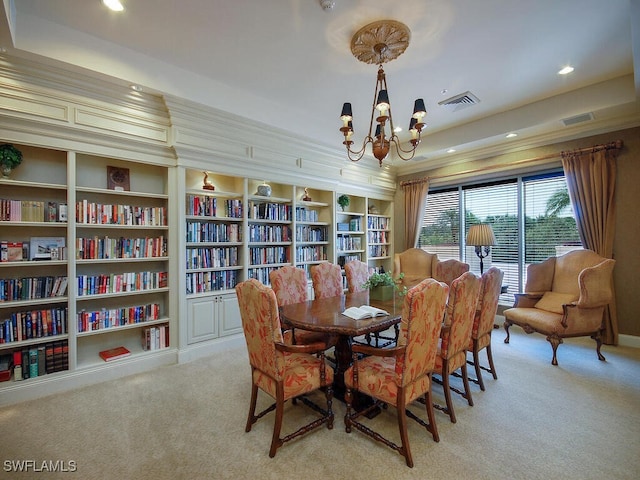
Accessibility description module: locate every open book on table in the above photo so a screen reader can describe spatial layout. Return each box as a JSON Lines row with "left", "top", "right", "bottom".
{"left": 342, "top": 305, "right": 389, "bottom": 320}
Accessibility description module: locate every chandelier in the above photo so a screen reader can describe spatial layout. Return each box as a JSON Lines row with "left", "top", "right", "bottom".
{"left": 340, "top": 20, "right": 426, "bottom": 167}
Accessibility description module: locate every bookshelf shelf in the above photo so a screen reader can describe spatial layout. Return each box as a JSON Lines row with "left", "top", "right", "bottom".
{"left": 76, "top": 317, "right": 170, "bottom": 337}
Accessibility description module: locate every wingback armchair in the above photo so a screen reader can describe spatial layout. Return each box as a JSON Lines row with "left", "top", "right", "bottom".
{"left": 393, "top": 248, "right": 438, "bottom": 290}
{"left": 503, "top": 249, "right": 615, "bottom": 365}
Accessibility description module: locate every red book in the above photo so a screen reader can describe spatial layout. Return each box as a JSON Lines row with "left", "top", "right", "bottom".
{"left": 99, "top": 346, "right": 131, "bottom": 362}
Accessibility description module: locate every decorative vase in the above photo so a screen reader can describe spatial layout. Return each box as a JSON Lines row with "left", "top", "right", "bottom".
{"left": 1, "top": 165, "right": 11, "bottom": 178}
{"left": 256, "top": 182, "right": 272, "bottom": 197}
{"left": 369, "top": 285, "right": 395, "bottom": 301}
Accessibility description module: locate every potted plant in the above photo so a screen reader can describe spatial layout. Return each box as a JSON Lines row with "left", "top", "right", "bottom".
{"left": 337, "top": 194, "right": 350, "bottom": 211}
{"left": 0, "top": 144, "right": 23, "bottom": 178}
{"left": 362, "top": 271, "right": 407, "bottom": 301}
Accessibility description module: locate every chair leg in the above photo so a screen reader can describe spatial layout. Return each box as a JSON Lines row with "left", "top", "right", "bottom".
{"left": 486, "top": 343, "right": 498, "bottom": 380}
{"left": 245, "top": 383, "right": 259, "bottom": 432}
{"left": 423, "top": 386, "right": 439, "bottom": 442}
{"left": 269, "top": 386, "right": 285, "bottom": 458}
{"left": 397, "top": 401, "right": 413, "bottom": 468}
{"left": 441, "top": 371, "right": 456, "bottom": 423}
{"left": 461, "top": 362, "right": 474, "bottom": 407}
{"left": 503, "top": 319, "right": 512, "bottom": 343}
{"left": 344, "top": 387, "right": 353, "bottom": 433}
{"left": 547, "top": 334, "right": 563, "bottom": 366}
{"left": 591, "top": 330, "right": 607, "bottom": 361}
{"left": 472, "top": 348, "right": 485, "bottom": 391}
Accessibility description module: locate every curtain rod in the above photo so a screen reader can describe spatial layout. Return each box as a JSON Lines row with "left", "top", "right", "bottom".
{"left": 416, "top": 140, "right": 623, "bottom": 182}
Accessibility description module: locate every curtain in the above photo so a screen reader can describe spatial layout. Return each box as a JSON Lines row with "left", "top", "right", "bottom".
{"left": 561, "top": 140, "right": 622, "bottom": 344}
{"left": 400, "top": 177, "right": 429, "bottom": 250}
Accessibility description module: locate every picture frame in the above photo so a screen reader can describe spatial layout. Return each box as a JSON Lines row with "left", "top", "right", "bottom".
{"left": 29, "top": 237, "right": 66, "bottom": 261}
{"left": 107, "top": 166, "right": 130, "bottom": 191}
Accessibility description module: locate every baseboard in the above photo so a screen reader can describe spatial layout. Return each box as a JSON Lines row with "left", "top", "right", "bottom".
{"left": 618, "top": 334, "right": 640, "bottom": 349}
{"left": 177, "top": 334, "right": 244, "bottom": 364}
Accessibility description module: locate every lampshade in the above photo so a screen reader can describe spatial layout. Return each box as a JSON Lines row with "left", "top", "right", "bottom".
{"left": 375, "top": 89, "right": 390, "bottom": 111}
{"left": 412, "top": 98, "right": 426, "bottom": 118}
{"left": 340, "top": 102, "right": 353, "bottom": 120}
{"left": 466, "top": 224, "right": 497, "bottom": 246}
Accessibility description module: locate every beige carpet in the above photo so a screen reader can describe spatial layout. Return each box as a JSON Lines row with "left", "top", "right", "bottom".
{"left": 1, "top": 324, "right": 639, "bottom": 480}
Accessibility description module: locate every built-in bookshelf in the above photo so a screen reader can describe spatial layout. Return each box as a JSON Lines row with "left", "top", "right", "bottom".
{"left": 293, "top": 187, "right": 332, "bottom": 279}
{"left": 366, "top": 199, "right": 393, "bottom": 274}
{"left": 73, "top": 154, "right": 172, "bottom": 369}
{"left": 246, "top": 180, "right": 293, "bottom": 285}
{"left": 336, "top": 194, "right": 366, "bottom": 290}
{"left": 0, "top": 145, "right": 71, "bottom": 384}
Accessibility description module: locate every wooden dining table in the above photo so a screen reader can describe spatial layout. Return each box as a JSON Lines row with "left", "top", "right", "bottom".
{"left": 279, "top": 290, "right": 403, "bottom": 404}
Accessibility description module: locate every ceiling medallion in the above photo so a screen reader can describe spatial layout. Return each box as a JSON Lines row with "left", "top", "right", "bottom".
{"left": 350, "top": 20, "right": 411, "bottom": 65}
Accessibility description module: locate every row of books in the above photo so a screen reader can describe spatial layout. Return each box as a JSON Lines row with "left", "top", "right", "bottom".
{"left": 10, "top": 340, "right": 69, "bottom": 381}
{"left": 186, "top": 221, "right": 241, "bottom": 243}
{"left": 141, "top": 323, "right": 169, "bottom": 351}
{"left": 77, "top": 303, "right": 160, "bottom": 332}
{"left": 0, "top": 275, "right": 68, "bottom": 302}
{"left": 0, "top": 307, "right": 68, "bottom": 344}
{"left": 247, "top": 224, "right": 292, "bottom": 242}
{"left": 76, "top": 271, "right": 168, "bottom": 297}
{"left": 0, "top": 238, "right": 67, "bottom": 262}
{"left": 337, "top": 236, "right": 363, "bottom": 251}
{"left": 367, "top": 216, "right": 390, "bottom": 230}
{"left": 248, "top": 246, "right": 290, "bottom": 266}
{"left": 295, "top": 225, "right": 327, "bottom": 242}
{"left": 185, "top": 247, "right": 239, "bottom": 270}
{"left": 186, "top": 270, "right": 238, "bottom": 294}
{"left": 368, "top": 230, "right": 388, "bottom": 244}
{"left": 337, "top": 254, "right": 362, "bottom": 267}
{"left": 186, "top": 195, "right": 243, "bottom": 218}
{"left": 247, "top": 266, "right": 282, "bottom": 286}
{"left": 76, "top": 235, "right": 167, "bottom": 260}
{"left": 295, "top": 207, "right": 320, "bottom": 222}
{"left": 0, "top": 199, "right": 67, "bottom": 223}
{"left": 295, "top": 245, "right": 327, "bottom": 263}
{"left": 368, "top": 245, "right": 389, "bottom": 258}
{"left": 248, "top": 202, "right": 292, "bottom": 221}
{"left": 76, "top": 201, "right": 167, "bottom": 226}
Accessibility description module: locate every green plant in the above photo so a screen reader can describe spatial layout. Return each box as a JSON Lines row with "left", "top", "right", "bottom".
{"left": 362, "top": 271, "right": 407, "bottom": 296}
{"left": 337, "top": 194, "right": 350, "bottom": 210}
{"left": 0, "top": 144, "right": 23, "bottom": 169}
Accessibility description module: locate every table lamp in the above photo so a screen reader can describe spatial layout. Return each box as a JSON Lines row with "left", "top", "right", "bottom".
{"left": 466, "top": 223, "right": 497, "bottom": 275}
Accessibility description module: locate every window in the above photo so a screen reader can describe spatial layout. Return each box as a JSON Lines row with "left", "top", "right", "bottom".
{"left": 418, "top": 171, "right": 580, "bottom": 304}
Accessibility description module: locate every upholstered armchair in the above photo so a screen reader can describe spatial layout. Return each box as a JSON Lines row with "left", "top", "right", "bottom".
{"left": 430, "top": 271, "right": 481, "bottom": 423}
{"left": 269, "top": 266, "right": 331, "bottom": 345}
{"left": 434, "top": 259, "right": 470, "bottom": 287}
{"left": 344, "top": 278, "right": 449, "bottom": 468}
{"left": 393, "top": 248, "right": 438, "bottom": 290}
{"left": 236, "top": 279, "right": 334, "bottom": 457}
{"left": 468, "top": 267, "right": 504, "bottom": 390}
{"left": 311, "top": 262, "right": 343, "bottom": 299}
{"left": 344, "top": 259, "right": 371, "bottom": 293}
{"left": 503, "top": 249, "right": 615, "bottom": 366}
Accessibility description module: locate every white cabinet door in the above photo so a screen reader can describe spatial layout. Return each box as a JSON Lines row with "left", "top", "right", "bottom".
{"left": 187, "top": 296, "right": 219, "bottom": 344}
{"left": 219, "top": 294, "right": 242, "bottom": 336}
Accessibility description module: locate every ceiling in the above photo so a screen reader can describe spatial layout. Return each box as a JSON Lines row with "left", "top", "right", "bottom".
{"left": 1, "top": 0, "right": 639, "bottom": 174}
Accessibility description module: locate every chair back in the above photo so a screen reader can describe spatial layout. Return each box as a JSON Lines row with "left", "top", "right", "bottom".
{"left": 397, "top": 278, "right": 449, "bottom": 388}
{"left": 441, "top": 272, "right": 481, "bottom": 361}
{"left": 435, "top": 259, "right": 470, "bottom": 287}
{"left": 311, "top": 263, "right": 343, "bottom": 299}
{"left": 269, "top": 265, "right": 308, "bottom": 306}
{"left": 393, "top": 248, "right": 438, "bottom": 289}
{"left": 344, "top": 260, "right": 371, "bottom": 293}
{"left": 236, "top": 278, "right": 284, "bottom": 379}
{"left": 472, "top": 267, "right": 504, "bottom": 341}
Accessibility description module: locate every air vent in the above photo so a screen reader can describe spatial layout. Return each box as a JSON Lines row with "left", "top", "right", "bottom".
{"left": 438, "top": 91, "right": 480, "bottom": 112}
{"left": 562, "top": 112, "right": 594, "bottom": 126}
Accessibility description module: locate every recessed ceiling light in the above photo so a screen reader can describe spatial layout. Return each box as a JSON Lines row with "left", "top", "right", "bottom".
{"left": 506, "top": 133, "right": 518, "bottom": 138}
{"left": 103, "top": 0, "right": 124, "bottom": 12}
{"left": 441, "top": 89, "right": 448, "bottom": 95}
{"left": 447, "top": 148, "right": 456, "bottom": 153}
{"left": 558, "top": 66, "right": 574, "bottom": 75}
{"left": 130, "top": 84, "right": 142, "bottom": 92}
{"left": 394, "top": 126, "right": 402, "bottom": 133}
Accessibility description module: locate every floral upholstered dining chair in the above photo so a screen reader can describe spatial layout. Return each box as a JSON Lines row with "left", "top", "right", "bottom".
{"left": 269, "top": 265, "right": 332, "bottom": 345}
{"left": 468, "top": 267, "right": 504, "bottom": 390}
{"left": 344, "top": 278, "right": 449, "bottom": 468}
{"left": 310, "top": 262, "right": 343, "bottom": 299}
{"left": 236, "top": 278, "right": 334, "bottom": 458}
{"left": 430, "top": 271, "right": 481, "bottom": 423}
{"left": 344, "top": 259, "right": 371, "bottom": 293}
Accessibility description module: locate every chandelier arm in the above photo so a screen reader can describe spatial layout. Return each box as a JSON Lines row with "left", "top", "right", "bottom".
{"left": 391, "top": 137, "right": 419, "bottom": 162}
{"left": 346, "top": 137, "right": 373, "bottom": 162}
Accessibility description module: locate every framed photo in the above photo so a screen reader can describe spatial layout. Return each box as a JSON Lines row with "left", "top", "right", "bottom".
{"left": 107, "top": 166, "right": 130, "bottom": 191}
{"left": 29, "top": 237, "right": 66, "bottom": 261}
